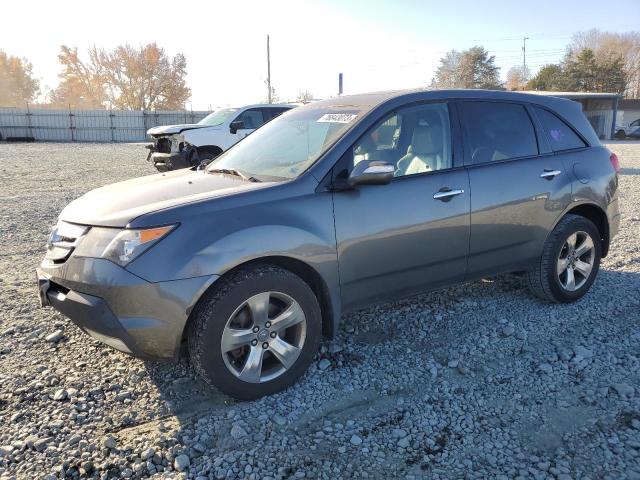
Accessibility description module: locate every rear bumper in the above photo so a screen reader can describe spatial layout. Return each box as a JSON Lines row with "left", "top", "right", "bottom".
{"left": 37, "top": 257, "right": 217, "bottom": 358}
{"left": 150, "top": 152, "right": 189, "bottom": 172}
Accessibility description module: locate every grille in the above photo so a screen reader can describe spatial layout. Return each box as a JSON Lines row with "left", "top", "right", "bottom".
{"left": 45, "top": 221, "right": 88, "bottom": 264}
{"left": 155, "top": 137, "right": 172, "bottom": 153}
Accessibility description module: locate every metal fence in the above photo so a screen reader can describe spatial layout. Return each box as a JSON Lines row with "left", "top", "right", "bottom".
{"left": 0, "top": 108, "right": 211, "bottom": 142}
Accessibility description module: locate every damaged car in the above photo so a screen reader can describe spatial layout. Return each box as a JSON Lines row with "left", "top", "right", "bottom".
{"left": 146, "top": 104, "right": 294, "bottom": 171}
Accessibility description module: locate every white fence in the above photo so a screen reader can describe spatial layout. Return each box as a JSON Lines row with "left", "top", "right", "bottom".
{"left": 0, "top": 108, "right": 211, "bottom": 142}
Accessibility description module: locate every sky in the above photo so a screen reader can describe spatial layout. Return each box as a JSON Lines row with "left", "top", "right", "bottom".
{"left": 2, "top": 0, "right": 639, "bottom": 110}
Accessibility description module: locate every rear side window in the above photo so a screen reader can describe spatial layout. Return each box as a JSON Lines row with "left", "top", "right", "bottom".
{"left": 534, "top": 107, "right": 587, "bottom": 151}
{"left": 263, "top": 107, "right": 291, "bottom": 121}
{"left": 459, "top": 101, "right": 538, "bottom": 164}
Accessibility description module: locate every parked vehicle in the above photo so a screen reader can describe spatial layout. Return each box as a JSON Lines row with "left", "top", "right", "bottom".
{"left": 615, "top": 118, "right": 640, "bottom": 139}
{"left": 146, "top": 104, "right": 294, "bottom": 171}
{"left": 37, "top": 89, "right": 620, "bottom": 400}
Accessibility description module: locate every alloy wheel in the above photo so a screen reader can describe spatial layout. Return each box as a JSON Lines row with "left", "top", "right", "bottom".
{"left": 220, "top": 291, "right": 307, "bottom": 383}
{"left": 556, "top": 231, "right": 595, "bottom": 291}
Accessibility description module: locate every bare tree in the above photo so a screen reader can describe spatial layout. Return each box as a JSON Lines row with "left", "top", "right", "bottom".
{"left": 0, "top": 50, "right": 40, "bottom": 107}
{"left": 296, "top": 89, "right": 314, "bottom": 102}
{"left": 506, "top": 66, "right": 530, "bottom": 91}
{"left": 431, "top": 46, "right": 502, "bottom": 90}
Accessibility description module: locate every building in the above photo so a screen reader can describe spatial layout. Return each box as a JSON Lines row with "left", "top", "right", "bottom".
{"left": 526, "top": 91, "right": 620, "bottom": 140}
{"left": 616, "top": 99, "right": 640, "bottom": 128}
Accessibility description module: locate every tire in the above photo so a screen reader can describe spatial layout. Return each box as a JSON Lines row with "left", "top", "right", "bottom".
{"left": 616, "top": 129, "right": 626, "bottom": 140}
{"left": 188, "top": 264, "right": 322, "bottom": 400}
{"left": 189, "top": 148, "right": 221, "bottom": 168}
{"left": 527, "top": 214, "right": 601, "bottom": 303}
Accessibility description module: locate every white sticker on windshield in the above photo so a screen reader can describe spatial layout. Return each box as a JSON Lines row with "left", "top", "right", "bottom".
{"left": 317, "top": 113, "right": 358, "bottom": 123}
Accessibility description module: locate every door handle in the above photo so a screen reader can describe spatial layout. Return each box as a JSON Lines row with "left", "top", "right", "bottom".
{"left": 433, "top": 189, "right": 464, "bottom": 200}
{"left": 540, "top": 169, "right": 562, "bottom": 179}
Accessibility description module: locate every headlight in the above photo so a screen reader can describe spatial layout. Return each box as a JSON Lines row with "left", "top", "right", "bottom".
{"left": 73, "top": 225, "right": 176, "bottom": 266}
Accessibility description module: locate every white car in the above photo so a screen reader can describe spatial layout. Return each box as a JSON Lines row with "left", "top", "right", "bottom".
{"left": 615, "top": 118, "right": 640, "bottom": 139}
{"left": 146, "top": 104, "right": 295, "bottom": 171}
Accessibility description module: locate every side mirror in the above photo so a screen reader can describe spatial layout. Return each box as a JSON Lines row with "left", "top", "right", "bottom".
{"left": 229, "top": 120, "right": 244, "bottom": 134}
{"left": 348, "top": 160, "right": 394, "bottom": 187}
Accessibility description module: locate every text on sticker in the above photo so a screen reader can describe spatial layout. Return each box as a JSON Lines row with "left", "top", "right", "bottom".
{"left": 317, "top": 113, "right": 358, "bottom": 123}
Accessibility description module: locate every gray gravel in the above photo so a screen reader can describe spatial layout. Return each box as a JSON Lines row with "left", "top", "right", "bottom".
{"left": 1, "top": 141, "right": 640, "bottom": 479}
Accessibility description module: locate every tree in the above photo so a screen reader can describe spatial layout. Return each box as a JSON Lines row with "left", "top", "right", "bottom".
{"left": 50, "top": 43, "right": 191, "bottom": 110}
{"left": 431, "top": 46, "right": 502, "bottom": 90}
{"left": 506, "top": 66, "right": 530, "bottom": 91}
{"left": 264, "top": 80, "right": 280, "bottom": 104}
{"left": 563, "top": 48, "right": 627, "bottom": 94}
{"left": 567, "top": 29, "right": 640, "bottom": 97}
{"left": 97, "top": 43, "right": 190, "bottom": 110}
{"left": 0, "top": 50, "right": 40, "bottom": 107}
{"left": 296, "top": 89, "right": 314, "bottom": 102}
{"left": 49, "top": 46, "right": 106, "bottom": 108}
{"left": 527, "top": 64, "right": 564, "bottom": 91}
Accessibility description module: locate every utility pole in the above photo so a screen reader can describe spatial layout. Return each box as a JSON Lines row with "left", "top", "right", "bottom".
{"left": 266, "top": 35, "right": 272, "bottom": 104}
{"left": 522, "top": 36, "right": 529, "bottom": 78}
{"left": 338, "top": 73, "right": 343, "bottom": 95}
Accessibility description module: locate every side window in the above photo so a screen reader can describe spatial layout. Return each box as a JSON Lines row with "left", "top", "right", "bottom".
{"left": 534, "top": 106, "right": 587, "bottom": 151}
{"left": 459, "top": 101, "right": 538, "bottom": 164}
{"left": 351, "top": 102, "right": 452, "bottom": 177}
{"left": 263, "top": 107, "right": 290, "bottom": 121}
{"left": 236, "top": 109, "right": 265, "bottom": 129}
{"left": 630, "top": 119, "right": 640, "bottom": 128}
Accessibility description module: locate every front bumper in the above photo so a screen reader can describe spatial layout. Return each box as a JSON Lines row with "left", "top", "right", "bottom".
{"left": 37, "top": 257, "right": 217, "bottom": 358}
{"left": 149, "top": 152, "right": 189, "bottom": 172}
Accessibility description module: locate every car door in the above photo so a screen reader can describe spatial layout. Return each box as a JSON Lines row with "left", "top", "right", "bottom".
{"left": 232, "top": 108, "right": 266, "bottom": 141}
{"left": 332, "top": 102, "right": 470, "bottom": 310}
{"left": 457, "top": 100, "right": 572, "bottom": 279}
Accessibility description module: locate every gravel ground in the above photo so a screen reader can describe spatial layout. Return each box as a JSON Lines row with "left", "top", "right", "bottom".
{"left": 1, "top": 141, "right": 639, "bottom": 480}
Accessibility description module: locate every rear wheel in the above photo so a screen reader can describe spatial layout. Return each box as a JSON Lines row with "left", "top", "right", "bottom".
{"left": 527, "top": 214, "right": 601, "bottom": 303}
{"left": 188, "top": 265, "right": 322, "bottom": 400}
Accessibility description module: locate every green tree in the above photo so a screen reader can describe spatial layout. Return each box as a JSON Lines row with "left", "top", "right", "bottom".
{"left": 569, "top": 29, "right": 640, "bottom": 98}
{"left": 527, "top": 64, "right": 564, "bottom": 91}
{"left": 564, "top": 48, "right": 627, "bottom": 93}
{"left": 0, "top": 50, "right": 40, "bottom": 107}
{"left": 431, "top": 46, "right": 502, "bottom": 90}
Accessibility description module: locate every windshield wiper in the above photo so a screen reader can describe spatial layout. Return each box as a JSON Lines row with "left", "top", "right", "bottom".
{"left": 208, "top": 168, "right": 260, "bottom": 182}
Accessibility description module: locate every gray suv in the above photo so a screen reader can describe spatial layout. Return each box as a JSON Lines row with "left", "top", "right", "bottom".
{"left": 37, "top": 90, "right": 620, "bottom": 399}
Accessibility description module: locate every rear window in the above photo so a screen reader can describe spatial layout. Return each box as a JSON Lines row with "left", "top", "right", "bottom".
{"left": 459, "top": 101, "right": 538, "bottom": 164}
{"left": 534, "top": 107, "right": 587, "bottom": 151}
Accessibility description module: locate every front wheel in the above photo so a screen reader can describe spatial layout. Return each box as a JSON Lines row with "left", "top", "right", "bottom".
{"left": 188, "top": 265, "right": 322, "bottom": 400}
{"left": 615, "top": 129, "right": 626, "bottom": 140}
{"left": 527, "top": 214, "right": 601, "bottom": 303}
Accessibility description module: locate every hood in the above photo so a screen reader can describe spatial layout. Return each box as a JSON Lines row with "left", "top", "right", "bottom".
{"left": 60, "top": 169, "right": 270, "bottom": 227}
{"left": 147, "top": 124, "right": 216, "bottom": 136}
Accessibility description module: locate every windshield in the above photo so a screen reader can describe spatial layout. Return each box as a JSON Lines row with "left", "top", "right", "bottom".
{"left": 198, "top": 108, "right": 239, "bottom": 126}
{"left": 207, "top": 107, "right": 362, "bottom": 180}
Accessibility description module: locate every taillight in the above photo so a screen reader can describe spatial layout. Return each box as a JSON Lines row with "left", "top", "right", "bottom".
{"left": 610, "top": 152, "right": 620, "bottom": 173}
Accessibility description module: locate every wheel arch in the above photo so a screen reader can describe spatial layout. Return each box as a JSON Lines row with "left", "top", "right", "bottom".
{"left": 563, "top": 203, "right": 610, "bottom": 257}
{"left": 183, "top": 255, "right": 337, "bottom": 345}
{"left": 197, "top": 145, "right": 223, "bottom": 156}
